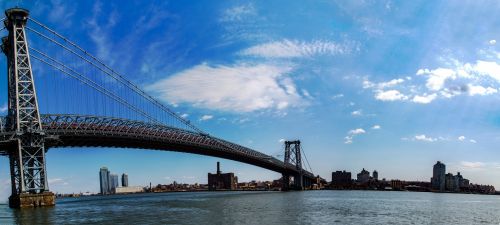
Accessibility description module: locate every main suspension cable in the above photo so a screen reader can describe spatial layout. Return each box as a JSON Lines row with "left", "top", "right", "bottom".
{"left": 27, "top": 18, "right": 203, "bottom": 134}
{"left": 30, "top": 49, "right": 160, "bottom": 124}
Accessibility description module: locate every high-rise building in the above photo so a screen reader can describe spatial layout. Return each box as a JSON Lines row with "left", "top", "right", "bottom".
{"left": 122, "top": 173, "right": 129, "bottom": 187}
{"left": 110, "top": 174, "right": 119, "bottom": 192}
{"left": 357, "top": 168, "right": 370, "bottom": 183}
{"left": 431, "top": 161, "right": 446, "bottom": 191}
{"left": 372, "top": 170, "right": 378, "bottom": 180}
{"left": 99, "top": 167, "right": 110, "bottom": 195}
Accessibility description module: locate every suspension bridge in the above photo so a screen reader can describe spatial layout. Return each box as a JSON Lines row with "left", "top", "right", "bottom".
{"left": 0, "top": 8, "right": 317, "bottom": 208}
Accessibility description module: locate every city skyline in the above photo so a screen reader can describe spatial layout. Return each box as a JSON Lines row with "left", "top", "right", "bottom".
{"left": 0, "top": 1, "right": 500, "bottom": 200}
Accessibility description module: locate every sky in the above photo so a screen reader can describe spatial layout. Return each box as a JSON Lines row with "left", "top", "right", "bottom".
{"left": 0, "top": 0, "right": 500, "bottom": 200}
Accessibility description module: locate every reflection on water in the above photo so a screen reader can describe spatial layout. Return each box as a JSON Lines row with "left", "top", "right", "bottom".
{"left": 1, "top": 191, "right": 500, "bottom": 225}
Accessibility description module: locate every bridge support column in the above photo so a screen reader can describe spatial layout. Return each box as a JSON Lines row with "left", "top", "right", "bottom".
{"left": 2, "top": 8, "right": 54, "bottom": 208}
{"left": 9, "top": 192, "right": 55, "bottom": 208}
{"left": 282, "top": 140, "right": 303, "bottom": 191}
{"left": 293, "top": 174, "right": 303, "bottom": 190}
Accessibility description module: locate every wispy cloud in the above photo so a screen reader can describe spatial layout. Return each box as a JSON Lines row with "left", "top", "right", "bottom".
{"left": 331, "top": 94, "right": 344, "bottom": 100}
{"left": 220, "top": 3, "right": 256, "bottom": 22}
{"left": 460, "top": 161, "right": 485, "bottom": 169}
{"left": 199, "top": 115, "right": 213, "bottom": 121}
{"left": 240, "top": 39, "right": 356, "bottom": 58}
{"left": 86, "top": 1, "right": 120, "bottom": 66}
{"left": 47, "top": 0, "right": 76, "bottom": 28}
{"left": 146, "top": 63, "right": 306, "bottom": 112}
{"left": 48, "top": 178, "right": 69, "bottom": 186}
{"left": 371, "top": 125, "right": 381, "bottom": 130}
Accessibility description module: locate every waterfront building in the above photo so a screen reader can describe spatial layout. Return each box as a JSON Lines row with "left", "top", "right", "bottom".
{"left": 331, "top": 170, "right": 352, "bottom": 188}
{"left": 456, "top": 172, "right": 469, "bottom": 188}
{"left": 357, "top": 168, "right": 370, "bottom": 184}
{"left": 391, "top": 180, "right": 403, "bottom": 190}
{"left": 99, "top": 167, "right": 110, "bottom": 195}
{"left": 122, "top": 173, "right": 129, "bottom": 187}
{"left": 114, "top": 186, "right": 144, "bottom": 194}
{"left": 445, "top": 173, "right": 459, "bottom": 192}
{"left": 110, "top": 174, "right": 119, "bottom": 192}
{"left": 431, "top": 161, "right": 446, "bottom": 191}
{"left": 372, "top": 170, "right": 378, "bottom": 180}
{"left": 208, "top": 162, "right": 238, "bottom": 190}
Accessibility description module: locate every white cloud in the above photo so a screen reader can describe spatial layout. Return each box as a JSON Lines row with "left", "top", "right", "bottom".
{"left": 278, "top": 139, "right": 285, "bottom": 143}
{"left": 344, "top": 128, "right": 366, "bottom": 144}
{"left": 371, "top": 125, "right": 381, "bottom": 130}
{"left": 460, "top": 161, "right": 485, "bottom": 169}
{"left": 490, "top": 39, "right": 497, "bottom": 45}
{"left": 468, "top": 85, "right": 498, "bottom": 96}
{"left": 146, "top": 63, "right": 305, "bottom": 112}
{"left": 412, "top": 93, "right": 437, "bottom": 104}
{"left": 180, "top": 113, "right": 189, "bottom": 119}
{"left": 0, "top": 103, "right": 7, "bottom": 113}
{"left": 470, "top": 139, "right": 477, "bottom": 143}
{"left": 375, "top": 90, "right": 408, "bottom": 101}
{"left": 414, "top": 134, "right": 437, "bottom": 142}
{"left": 349, "top": 128, "right": 366, "bottom": 135}
{"left": 199, "top": 115, "right": 213, "bottom": 121}
{"left": 417, "top": 68, "right": 456, "bottom": 91}
{"left": 458, "top": 136, "right": 466, "bottom": 141}
{"left": 241, "top": 39, "right": 353, "bottom": 58}
{"left": 472, "top": 60, "right": 500, "bottom": 81}
{"left": 351, "top": 110, "right": 362, "bottom": 116}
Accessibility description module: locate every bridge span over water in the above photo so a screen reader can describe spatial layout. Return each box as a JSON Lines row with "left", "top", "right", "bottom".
{"left": 0, "top": 8, "right": 317, "bottom": 208}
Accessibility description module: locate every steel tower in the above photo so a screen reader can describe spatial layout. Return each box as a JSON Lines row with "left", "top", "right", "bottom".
{"left": 1, "top": 8, "right": 54, "bottom": 208}
{"left": 282, "top": 140, "right": 303, "bottom": 190}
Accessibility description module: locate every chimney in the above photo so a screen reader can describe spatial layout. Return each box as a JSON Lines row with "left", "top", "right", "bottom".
{"left": 217, "top": 162, "right": 221, "bottom": 174}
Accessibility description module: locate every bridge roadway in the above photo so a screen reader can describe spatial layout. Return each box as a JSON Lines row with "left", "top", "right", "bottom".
{"left": 0, "top": 114, "right": 314, "bottom": 179}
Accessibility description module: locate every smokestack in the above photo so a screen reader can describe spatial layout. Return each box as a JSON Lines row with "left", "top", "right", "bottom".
{"left": 217, "top": 162, "right": 220, "bottom": 174}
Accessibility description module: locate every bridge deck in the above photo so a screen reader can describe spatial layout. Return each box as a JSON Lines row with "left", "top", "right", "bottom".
{"left": 0, "top": 114, "right": 314, "bottom": 178}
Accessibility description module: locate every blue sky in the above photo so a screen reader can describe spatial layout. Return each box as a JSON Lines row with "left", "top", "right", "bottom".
{"left": 0, "top": 0, "right": 500, "bottom": 200}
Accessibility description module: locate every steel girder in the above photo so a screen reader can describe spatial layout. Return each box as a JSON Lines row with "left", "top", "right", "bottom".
{"left": 0, "top": 114, "right": 315, "bottom": 178}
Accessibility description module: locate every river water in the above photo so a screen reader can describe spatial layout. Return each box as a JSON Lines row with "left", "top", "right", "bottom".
{"left": 1, "top": 190, "right": 500, "bottom": 224}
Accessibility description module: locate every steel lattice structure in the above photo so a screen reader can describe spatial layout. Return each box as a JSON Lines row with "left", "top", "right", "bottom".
{"left": 283, "top": 140, "right": 304, "bottom": 190}
{"left": 1, "top": 8, "right": 48, "bottom": 195}
{"left": 0, "top": 114, "right": 314, "bottom": 178}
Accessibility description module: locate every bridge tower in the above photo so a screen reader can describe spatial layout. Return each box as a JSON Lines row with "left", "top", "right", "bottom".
{"left": 282, "top": 140, "right": 303, "bottom": 190}
{"left": 1, "top": 8, "right": 55, "bottom": 208}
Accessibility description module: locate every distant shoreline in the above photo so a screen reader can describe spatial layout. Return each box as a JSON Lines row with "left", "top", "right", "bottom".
{"left": 55, "top": 188, "right": 500, "bottom": 199}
